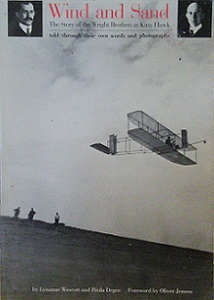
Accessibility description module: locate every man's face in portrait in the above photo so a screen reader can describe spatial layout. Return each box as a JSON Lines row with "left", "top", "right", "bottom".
{"left": 186, "top": 2, "right": 203, "bottom": 27}
{"left": 15, "top": 2, "right": 35, "bottom": 26}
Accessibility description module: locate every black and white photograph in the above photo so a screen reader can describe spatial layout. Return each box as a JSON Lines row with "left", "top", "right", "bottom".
{"left": 1, "top": 0, "right": 213, "bottom": 299}
{"left": 177, "top": 0, "right": 212, "bottom": 37}
{"left": 8, "top": 1, "right": 43, "bottom": 37}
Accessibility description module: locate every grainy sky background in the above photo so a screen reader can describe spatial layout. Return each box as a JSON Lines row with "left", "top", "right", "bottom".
{"left": 1, "top": 0, "right": 213, "bottom": 251}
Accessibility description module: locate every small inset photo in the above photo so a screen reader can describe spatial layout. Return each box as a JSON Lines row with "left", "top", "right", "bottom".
{"left": 177, "top": 0, "right": 212, "bottom": 37}
{"left": 8, "top": 1, "right": 43, "bottom": 37}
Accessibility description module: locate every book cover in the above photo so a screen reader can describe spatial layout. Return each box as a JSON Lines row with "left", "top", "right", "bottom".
{"left": 1, "top": 0, "right": 213, "bottom": 299}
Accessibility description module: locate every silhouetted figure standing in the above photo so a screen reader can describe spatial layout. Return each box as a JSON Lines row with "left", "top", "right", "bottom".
{"left": 28, "top": 208, "right": 36, "bottom": 222}
{"left": 54, "top": 213, "right": 60, "bottom": 226}
{"left": 13, "top": 207, "right": 20, "bottom": 221}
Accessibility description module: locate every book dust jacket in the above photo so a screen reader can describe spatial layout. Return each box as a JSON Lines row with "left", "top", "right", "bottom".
{"left": 0, "top": 0, "right": 213, "bottom": 299}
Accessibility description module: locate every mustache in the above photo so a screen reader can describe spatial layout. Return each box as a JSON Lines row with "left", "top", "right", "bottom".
{"left": 24, "top": 17, "right": 33, "bottom": 21}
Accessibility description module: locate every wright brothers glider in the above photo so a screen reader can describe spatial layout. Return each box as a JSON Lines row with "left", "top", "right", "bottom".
{"left": 90, "top": 111, "right": 205, "bottom": 166}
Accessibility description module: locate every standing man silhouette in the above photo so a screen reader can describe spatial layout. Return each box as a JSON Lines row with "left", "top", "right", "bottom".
{"left": 28, "top": 208, "right": 36, "bottom": 222}
{"left": 13, "top": 207, "right": 21, "bottom": 221}
{"left": 54, "top": 213, "right": 60, "bottom": 226}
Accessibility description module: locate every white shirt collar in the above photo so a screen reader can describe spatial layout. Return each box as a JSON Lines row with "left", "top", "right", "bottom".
{"left": 19, "top": 23, "right": 32, "bottom": 35}
{"left": 190, "top": 23, "right": 202, "bottom": 35}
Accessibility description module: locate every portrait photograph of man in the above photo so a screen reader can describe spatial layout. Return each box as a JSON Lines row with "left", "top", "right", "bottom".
{"left": 177, "top": 0, "right": 212, "bottom": 37}
{"left": 8, "top": 1, "right": 43, "bottom": 37}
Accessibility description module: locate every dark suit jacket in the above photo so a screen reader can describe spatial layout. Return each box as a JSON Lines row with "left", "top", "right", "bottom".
{"left": 178, "top": 24, "right": 211, "bottom": 38}
{"left": 9, "top": 23, "right": 42, "bottom": 37}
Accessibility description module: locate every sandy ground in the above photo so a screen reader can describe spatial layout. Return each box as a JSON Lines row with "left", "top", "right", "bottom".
{"left": 1, "top": 216, "right": 213, "bottom": 300}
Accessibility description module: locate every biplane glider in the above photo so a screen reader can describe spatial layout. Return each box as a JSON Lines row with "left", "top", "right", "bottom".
{"left": 90, "top": 111, "right": 205, "bottom": 166}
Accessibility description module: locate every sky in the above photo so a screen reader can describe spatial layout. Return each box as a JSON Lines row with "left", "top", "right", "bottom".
{"left": 1, "top": 0, "right": 213, "bottom": 252}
